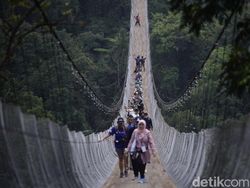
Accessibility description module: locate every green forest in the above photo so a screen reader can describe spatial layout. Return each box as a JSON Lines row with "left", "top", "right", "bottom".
{"left": 0, "top": 0, "right": 249, "bottom": 133}
{"left": 0, "top": 0, "right": 130, "bottom": 132}
{"left": 149, "top": 0, "right": 250, "bottom": 132}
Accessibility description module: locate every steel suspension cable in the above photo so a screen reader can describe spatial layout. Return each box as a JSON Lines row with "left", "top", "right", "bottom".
{"left": 32, "top": 0, "right": 124, "bottom": 114}
{"left": 153, "top": 6, "right": 240, "bottom": 112}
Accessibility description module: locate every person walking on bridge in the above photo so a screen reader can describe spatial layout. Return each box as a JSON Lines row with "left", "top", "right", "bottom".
{"left": 140, "top": 56, "right": 146, "bottom": 72}
{"left": 142, "top": 112, "right": 153, "bottom": 131}
{"left": 134, "top": 55, "right": 141, "bottom": 73}
{"left": 126, "top": 114, "right": 137, "bottom": 171}
{"left": 102, "top": 117, "right": 128, "bottom": 178}
{"left": 127, "top": 119, "right": 156, "bottom": 183}
{"left": 134, "top": 13, "right": 141, "bottom": 26}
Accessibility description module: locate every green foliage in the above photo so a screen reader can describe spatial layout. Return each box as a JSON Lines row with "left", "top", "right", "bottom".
{"left": 18, "top": 91, "right": 55, "bottom": 119}
{"left": 151, "top": 11, "right": 221, "bottom": 100}
{"left": 149, "top": 0, "right": 250, "bottom": 132}
{"left": 0, "top": 0, "right": 129, "bottom": 132}
{"left": 151, "top": 13, "right": 189, "bottom": 53}
{"left": 221, "top": 16, "right": 250, "bottom": 95}
{"left": 169, "top": 0, "right": 245, "bottom": 35}
{"left": 169, "top": 0, "right": 250, "bottom": 96}
{"left": 164, "top": 46, "right": 250, "bottom": 132}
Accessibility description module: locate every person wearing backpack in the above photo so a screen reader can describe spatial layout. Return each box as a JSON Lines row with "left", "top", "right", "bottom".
{"left": 102, "top": 117, "right": 128, "bottom": 178}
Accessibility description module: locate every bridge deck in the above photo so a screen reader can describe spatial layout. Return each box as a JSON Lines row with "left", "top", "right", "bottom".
{"left": 102, "top": 0, "right": 176, "bottom": 187}
{"left": 102, "top": 156, "right": 175, "bottom": 188}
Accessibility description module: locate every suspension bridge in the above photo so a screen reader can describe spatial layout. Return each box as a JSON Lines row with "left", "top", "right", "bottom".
{"left": 0, "top": 0, "right": 249, "bottom": 188}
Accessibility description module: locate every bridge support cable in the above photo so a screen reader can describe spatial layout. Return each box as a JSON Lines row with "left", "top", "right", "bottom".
{"left": 32, "top": 0, "right": 125, "bottom": 114}
{"left": 0, "top": 100, "right": 118, "bottom": 188}
{"left": 152, "top": 5, "right": 241, "bottom": 112}
{"left": 0, "top": 0, "right": 250, "bottom": 188}
{"left": 129, "top": 0, "right": 250, "bottom": 187}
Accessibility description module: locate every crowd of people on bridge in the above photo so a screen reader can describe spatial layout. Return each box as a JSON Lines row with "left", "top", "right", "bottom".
{"left": 101, "top": 32, "right": 156, "bottom": 183}
{"left": 134, "top": 55, "right": 146, "bottom": 73}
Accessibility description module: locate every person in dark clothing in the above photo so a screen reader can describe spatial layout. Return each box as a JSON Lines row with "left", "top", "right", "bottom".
{"left": 134, "top": 56, "right": 141, "bottom": 73}
{"left": 126, "top": 115, "right": 137, "bottom": 142}
{"left": 135, "top": 72, "right": 142, "bottom": 81}
{"left": 140, "top": 56, "right": 146, "bottom": 71}
{"left": 102, "top": 117, "right": 128, "bottom": 178}
{"left": 132, "top": 91, "right": 144, "bottom": 113}
{"left": 126, "top": 115, "right": 138, "bottom": 174}
{"left": 138, "top": 101, "right": 144, "bottom": 114}
{"left": 143, "top": 112, "right": 153, "bottom": 130}
{"left": 134, "top": 14, "right": 141, "bottom": 26}
{"left": 132, "top": 91, "right": 142, "bottom": 104}
{"left": 139, "top": 111, "right": 144, "bottom": 119}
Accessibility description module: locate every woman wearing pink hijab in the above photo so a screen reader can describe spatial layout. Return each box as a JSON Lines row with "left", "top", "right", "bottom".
{"left": 127, "top": 119, "right": 156, "bottom": 183}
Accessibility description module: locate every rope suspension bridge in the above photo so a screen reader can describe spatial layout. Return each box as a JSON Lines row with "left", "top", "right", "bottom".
{"left": 0, "top": 0, "right": 249, "bottom": 188}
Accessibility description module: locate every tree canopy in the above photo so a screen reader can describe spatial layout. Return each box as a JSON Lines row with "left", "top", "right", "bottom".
{"left": 169, "top": 0, "right": 250, "bottom": 95}
{"left": 0, "top": 0, "right": 130, "bottom": 132}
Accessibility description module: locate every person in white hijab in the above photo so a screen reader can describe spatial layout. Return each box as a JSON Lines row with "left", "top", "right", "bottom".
{"left": 127, "top": 119, "right": 156, "bottom": 183}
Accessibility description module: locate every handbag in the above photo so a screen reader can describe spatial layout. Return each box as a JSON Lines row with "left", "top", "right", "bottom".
{"left": 130, "top": 139, "right": 136, "bottom": 152}
{"left": 131, "top": 151, "right": 140, "bottom": 160}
